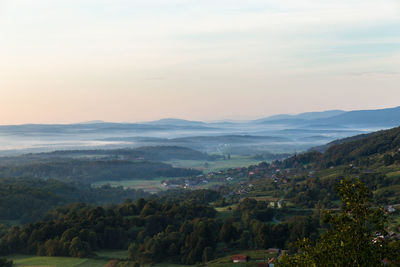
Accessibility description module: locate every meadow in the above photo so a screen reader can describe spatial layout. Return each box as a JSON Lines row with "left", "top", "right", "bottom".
{"left": 8, "top": 250, "right": 130, "bottom": 267}
{"left": 165, "top": 155, "right": 263, "bottom": 173}
{"left": 91, "top": 156, "right": 263, "bottom": 192}
{"left": 92, "top": 177, "right": 167, "bottom": 193}
{"left": 8, "top": 255, "right": 108, "bottom": 267}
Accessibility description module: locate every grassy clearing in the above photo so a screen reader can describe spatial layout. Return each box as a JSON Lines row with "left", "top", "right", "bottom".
{"left": 92, "top": 177, "right": 236, "bottom": 192}
{"left": 375, "top": 184, "right": 400, "bottom": 196}
{"left": 92, "top": 177, "right": 169, "bottom": 193}
{"left": 378, "top": 165, "right": 400, "bottom": 174}
{"left": 205, "top": 249, "right": 278, "bottom": 267}
{"left": 215, "top": 205, "right": 237, "bottom": 212}
{"left": 95, "top": 250, "right": 128, "bottom": 260}
{"left": 387, "top": 170, "right": 400, "bottom": 179}
{"left": 152, "top": 264, "right": 192, "bottom": 267}
{"left": 238, "top": 250, "right": 277, "bottom": 259}
{"left": 215, "top": 205, "right": 237, "bottom": 222}
{"left": 90, "top": 156, "right": 262, "bottom": 192}
{"left": 0, "top": 219, "right": 20, "bottom": 226}
{"left": 165, "top": 156, "right": 263, "bottom": 173}
{"left": 216, "top": 210, "right": 234, "bottom": 222}
{"left": 248, "top": 196, "right": 279, "bottom": 202}
{"left": 9, "top": 255, "right": 107, "bottom": 267}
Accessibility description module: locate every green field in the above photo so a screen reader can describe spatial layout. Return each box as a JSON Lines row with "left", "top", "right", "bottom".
{"left": 92, "top": 177, "right": 233, "bottom": 193}
{"left": 95, "top": 250, "right": 128, "bottom": 260}
{"left": 165, "top": 156, "right": 263, "bottom": 173}
{"left": 90, "top": 156, "right": 262, "bottom": 192}
{"left": 92, "top": 177, "right": 167, "bottom": 193}
{"left": 8, "top": 255, "right": 108, "bottom": 267}
{"left": 386, "top": 170, "right": 400, "bottom": 179}
{"left": 7, "top": 250, "right": 276, "bottom": 267}
{"left": 0, "top": 219, "right": 20, "bottom": 226}
{"left": 205, "top": 249, "right": 278, "bottom": 267}
{"left": 215, "top": 205, "right": 236, "bottom": 222}
{"left": 153, "top": 264, "right": 191, "bottom": 267}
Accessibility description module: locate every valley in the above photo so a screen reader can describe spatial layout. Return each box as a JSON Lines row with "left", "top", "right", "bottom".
{"left": 2, "top": 107, "right": 400, "bottom": 157}
{"left": 2, "top": 122, "right": 400, "bottom": 266}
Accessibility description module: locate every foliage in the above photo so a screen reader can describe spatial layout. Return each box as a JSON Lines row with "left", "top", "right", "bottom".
{"left": 0, "top": 159, "right": 201, "bottom": 184}
{"left": 45, "top": 146, "right": 215, "bottom": 161}
{"left": 0, "top": 196, "right": 218, "bottom": 264}
{"left": 0, "top": 178, "right": 150, "bottom": 222}
{"left": 322, "top": 126, "right": 400, "bottom": 166}
{"left": 279, "top": 178, "right": 390, "bottom": 267}
{"left": 0, "top": 258, "right": 12, "bottom": 267}
{"left": 278, "top": 126, "right": 400, "bottom": 169}
{"left": 7, "top": 255, "right": 107, "bottom": 267}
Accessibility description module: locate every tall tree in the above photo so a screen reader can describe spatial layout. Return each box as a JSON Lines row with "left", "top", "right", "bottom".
{"left": 0, "top": 258, "right": 12, "bottom": 267}
{"left": 280, "top": 178, "right": 390, "bottom": 267}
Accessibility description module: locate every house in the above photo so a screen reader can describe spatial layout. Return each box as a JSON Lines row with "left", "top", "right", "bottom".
{"left": 267, "top": 248, "right": 280, "bottom": 254}
{"left": 268, "top": 257, "right": 276, "bottom": 267}
{"left": 384, "top": 205, "right": 396, "bottom": 214}
{"left": 257, "top": 258, "right": 276, "bottom": 267}
{"left": 232, "top": 255, "right": 248, "bottom": 263}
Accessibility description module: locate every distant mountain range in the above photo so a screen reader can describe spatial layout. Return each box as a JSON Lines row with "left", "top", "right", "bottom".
{"left": 254, "top": 110, "right": 346, "bottom": 122}
{"left": 140, "top": 106, "right": 400, "bottom": 128}
{"left": 311, "top": 106, "right": 400, "bottom": 127}
{"left": 144, "top": 118, "right": 206, "bottom": 126}
{"left": 0, "top": 106, "right": 399, "bottom": 155}
{"left": 251, "top": 106, "right": 400, "bottom": 127}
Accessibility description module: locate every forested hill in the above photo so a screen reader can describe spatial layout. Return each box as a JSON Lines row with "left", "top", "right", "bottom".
{"left": 45, "top": 146, "right": 216, "bottom": 161}
{"left": 322, "top": 126, "right": 400, "bottom": 165}
{"left": 0, "top": 178, "right": 150, "bottom": 222}
{"left": 309, "top": 132, "right": 374, "bottom": 152}
{"left": 0, "top": 146, "right": 207, "bottom": 183}
{"left": 282, "top": 126, "right": 400, "bottom": 168}
{"left": 0, "top": 160, "right": 201, "bottom": 183}
{"left": 2, "top": 146, "right": 216, "bottom": 164}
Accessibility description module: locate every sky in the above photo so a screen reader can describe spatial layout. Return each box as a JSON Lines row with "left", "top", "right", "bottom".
{"left": 0, "top": 0, "right": 399, "bottom": 124}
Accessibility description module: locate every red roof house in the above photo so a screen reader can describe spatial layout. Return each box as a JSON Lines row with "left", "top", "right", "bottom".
{"left": 232, "top": 255, "right": 249, "bottom": 263}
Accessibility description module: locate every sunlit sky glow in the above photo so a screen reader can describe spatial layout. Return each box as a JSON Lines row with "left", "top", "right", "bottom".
{"left": 0, "top": 0, "right": 399, "bottom": 124}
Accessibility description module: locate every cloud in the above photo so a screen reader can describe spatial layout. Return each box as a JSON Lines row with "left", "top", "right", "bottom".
{"left": 0, "top": 0, "right": 399, "bottom": 123}
{"left": 348, "top": 71, "right": 400, "bottom": 76}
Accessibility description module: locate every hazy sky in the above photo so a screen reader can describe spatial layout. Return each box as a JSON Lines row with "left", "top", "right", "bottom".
{"left": 0, "top": 0, "right": 399, "bottom": 124}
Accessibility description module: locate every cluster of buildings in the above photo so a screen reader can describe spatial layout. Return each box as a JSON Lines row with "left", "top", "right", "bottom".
{"left": 231, "top": 248, "right": 287, "bottom": 266}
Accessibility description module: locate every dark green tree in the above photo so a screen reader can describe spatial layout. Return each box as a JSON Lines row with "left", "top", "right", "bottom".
{"left": 220, "top": 223, "right": 238, "bottom": 243}
{"left": 44, "top": 239, "right": 64, "bottom": 256}
{"left": 256, "top": 224, "right": 271, "bottom": 249}
{"left": 383, "top": 154, "right": 395, "bottom": 166}
{"left": 202, "top": 246, "right": 213, "bottom": 263}
{"left": 279, "top": 178, "right": 389, "bottom": 267}
{"left": 0, "top": 258, "right": 12, "bottom": 267}
{"left": 69, "top": 237, "right": 90, "bottom": 258}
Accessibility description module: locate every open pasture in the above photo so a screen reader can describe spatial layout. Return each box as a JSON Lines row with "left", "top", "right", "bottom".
{"left": 165, "top": 156, "right": 263, "bottom": 172}
{"left": 92, "top": 177, "right": 167, "bottom": 193}
{"left": 8, "top": 255, "right": 107, "bottom": 267}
